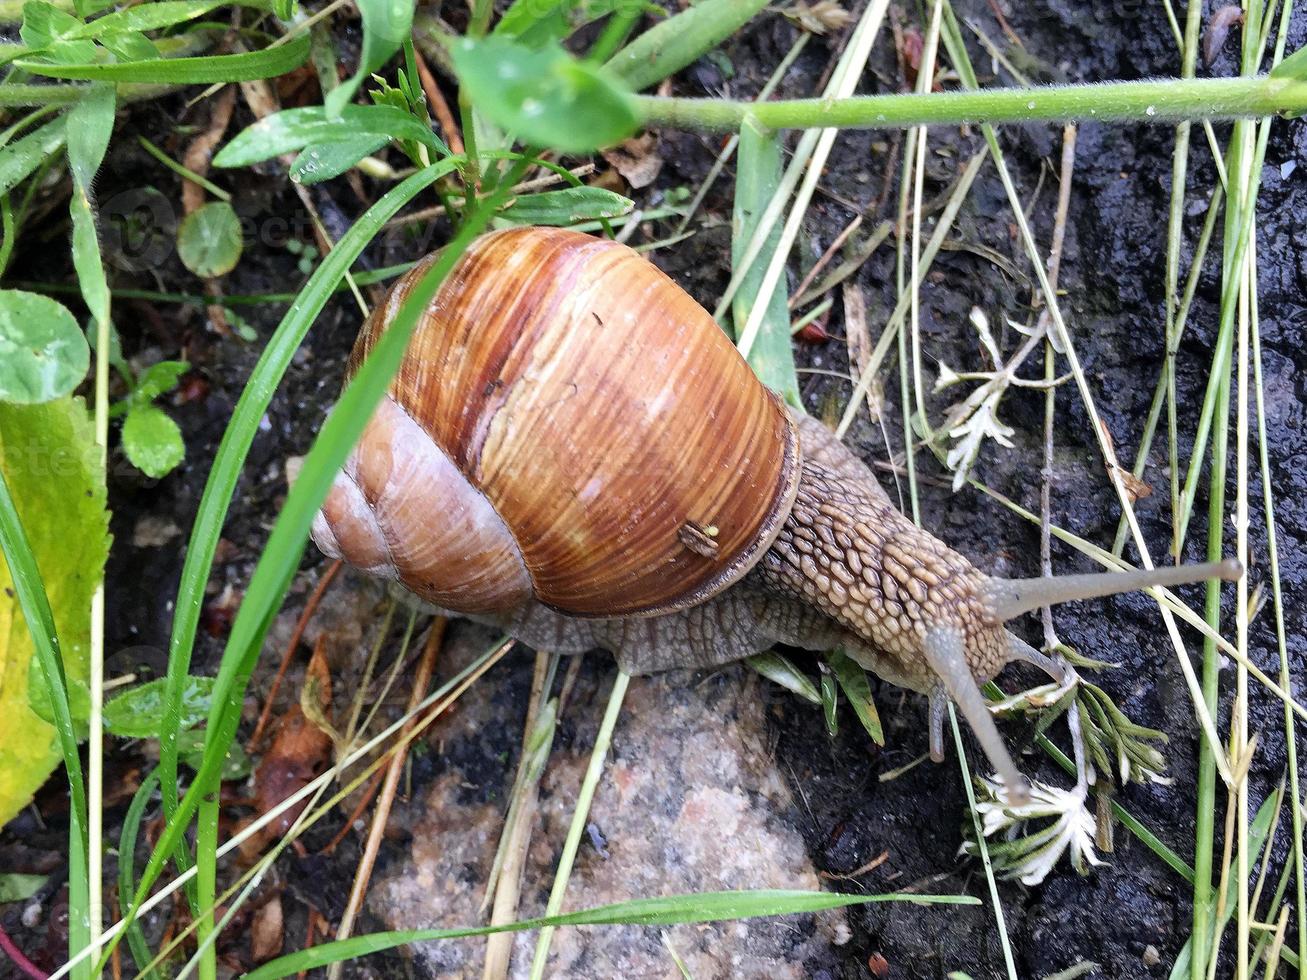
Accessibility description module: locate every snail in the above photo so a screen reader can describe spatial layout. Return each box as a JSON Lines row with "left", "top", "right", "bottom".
{"left": 310, "top": 226, "right": 1240, "bottom": 800}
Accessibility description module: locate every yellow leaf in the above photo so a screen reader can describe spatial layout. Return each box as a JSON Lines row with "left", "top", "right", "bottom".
{"left": 0, "top": 398, "right": 109, "bottom": 827}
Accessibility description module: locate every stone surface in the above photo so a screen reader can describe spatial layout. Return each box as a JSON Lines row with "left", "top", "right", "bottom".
{"left": 371, "top": 622, "right": 848, "bottom": 978}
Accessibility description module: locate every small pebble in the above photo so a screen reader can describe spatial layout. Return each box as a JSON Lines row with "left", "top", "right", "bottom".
{"left": 586, "top": 821, "right": 609, "bottom": 859}
{"left": 22, "top": 902, "right": 41, "bottom": 928}
{"left": 1142, "top": 945, "right": 1161, "bottom": 967}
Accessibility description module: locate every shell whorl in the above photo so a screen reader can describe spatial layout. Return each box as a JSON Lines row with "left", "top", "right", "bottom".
{"left": 314, "top": 226, "right": 801, "bottom": 618}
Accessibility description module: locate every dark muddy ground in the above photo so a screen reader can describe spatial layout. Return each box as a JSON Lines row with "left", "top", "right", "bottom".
{"left": 2, "top": 1, "right": 1306, "bottom": 977}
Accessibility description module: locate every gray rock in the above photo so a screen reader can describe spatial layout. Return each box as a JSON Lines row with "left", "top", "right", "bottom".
{"left": 372, "top": 623, "right": 847, "bottom": 978}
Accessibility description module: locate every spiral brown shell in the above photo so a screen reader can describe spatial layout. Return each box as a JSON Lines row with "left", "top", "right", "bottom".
{"left": 313, "top": 226, "right": 801, "bottom": 618}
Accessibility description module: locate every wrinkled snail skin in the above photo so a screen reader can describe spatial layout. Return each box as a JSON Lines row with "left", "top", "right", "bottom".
{"left": 312, "top": 226, "right": 1242, "bottom": 801}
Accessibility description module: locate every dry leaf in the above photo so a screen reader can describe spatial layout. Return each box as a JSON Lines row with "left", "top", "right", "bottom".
{"left": 251, "top": 895, "right": 284, "bottom": 963}
{"left": 601, "top": 133, "right": 664, "bottom": 189}
{"left": 1204, "top": 6, "right": 1244, "bottom": 66}
{"left": 1097, "top": 420, "right": 1153, "bottom": 503}
{"left": 239, "top": 643, "right": 334, "bottom": 858}
{"left": 786, "top": 1, "right": 854, "bottom": 35}
{"left": 1110, "top": 464, "right": 1153, "bottom": 504}
{"left": 843, "top": 282, "right": 882, "bottom": 421}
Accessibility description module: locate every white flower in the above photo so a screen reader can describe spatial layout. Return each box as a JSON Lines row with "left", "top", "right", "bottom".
{"left": 944, "top": 398, "right": 1015, "bottom": 491}
{"left": 935, "top": 361, "right": 962, "bottom": 392}
{"left": 961, "top": 777, "right": 1105, "bottom": 886}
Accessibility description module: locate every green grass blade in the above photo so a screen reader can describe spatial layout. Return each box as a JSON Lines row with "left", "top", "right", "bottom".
{"left": 124, "top": 155, "right": 527, "bottom": 973}
{"left": 117, "top": 770, "right": 160, "bottom": 978}
{"left": 827, "top": 650, "right": 884, "bottom": 745}
{"left": 179, "top": 158, "right": 530, "bottom": 970}
{"left": 731, "top": 113, "right": 800, "bottom": 407}
{"left": 1171, "top": 790, "right": 1280, "bottom": 980}
{"left": 323, "top": 0, "right": 414, "bottom": 117}
{"left": 246, "top": 889, "right": 978, "bottom": 979}
{"left": 17, "top": 33, "right": 309, "bottom": 81}
{"left": 0, "top": 466, "right": 90, "bottom": 979}
{"left": 68, "top": 0, "right": 244, "bottom": 37}
{"left": 150, "top": 161, "right": 456, "bottom": 910}
{"left": 746, "top": 651, "right": 821, "bottom": 705}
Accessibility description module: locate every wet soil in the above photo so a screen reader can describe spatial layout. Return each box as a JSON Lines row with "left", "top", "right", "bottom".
{"left": 2, "top": 1, "right": 1306, "bottom": 978}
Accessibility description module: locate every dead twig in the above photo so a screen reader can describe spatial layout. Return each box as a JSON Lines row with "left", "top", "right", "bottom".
{"left": 412, "top": 43, "right": 464, "bottom": 157}
{"left": 482, "top": 652, "right": 557, "bottom": 978}
{"left": 249, "top": 561, "right": 342, "bottom": 751}
{"left": 319, "top": 767, "right": 386, "bottom": 855}
{"left": 325, "top": 619, "right": 447, "bottom": 980}
{"left": 790, "top": 214, "right": 863, "bottom": 309}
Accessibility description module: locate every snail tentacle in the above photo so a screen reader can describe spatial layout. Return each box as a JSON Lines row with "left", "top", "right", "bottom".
{"left": 922, "top": 625, "right": 1029, "bottom": 803}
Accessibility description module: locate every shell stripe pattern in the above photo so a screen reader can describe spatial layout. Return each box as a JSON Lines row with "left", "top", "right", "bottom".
{"left": 346, "top": 227, "right": 801, "bottom": 617}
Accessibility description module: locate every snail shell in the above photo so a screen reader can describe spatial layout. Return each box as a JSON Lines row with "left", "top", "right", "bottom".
{"left": 313, "top": 226, "right": 801, "bottom": 618}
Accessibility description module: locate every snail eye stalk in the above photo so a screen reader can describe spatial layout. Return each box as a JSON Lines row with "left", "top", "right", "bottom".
{"left": 982, "top": 559, "right": 1241, "bottom": 623}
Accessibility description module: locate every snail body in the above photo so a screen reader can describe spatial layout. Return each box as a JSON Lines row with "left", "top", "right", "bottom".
{"left": 313, "top": 226, "right": 1239, "bottom": 797}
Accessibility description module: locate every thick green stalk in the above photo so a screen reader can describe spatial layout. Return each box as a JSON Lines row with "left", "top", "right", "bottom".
{"left": 636, "top": 73, "right": 1307, "bottom": 131}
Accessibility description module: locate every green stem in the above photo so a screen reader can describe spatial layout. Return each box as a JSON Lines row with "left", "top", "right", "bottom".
{"left": 1109, "top": 182, "right": 1223, "bottom": 559}
{"left": 950, "top": 703, "right": 1018, "bottom": 980}
{"left": 635, "top": 74, "right": 1307, "bottom": 131}
{"left": 195, "top": 803, "right": 219, "bottom": 980}
{"left": 468, "top": 0, "right": 493, "bottom": 37}
{"left": 528, "top": 670, "right": 630, "bottom": 980}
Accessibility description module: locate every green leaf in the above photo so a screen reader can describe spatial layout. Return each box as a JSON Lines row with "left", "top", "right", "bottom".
{"left": 70, "top": 0, "right": 236, "bottom": 37}
{"left": 19, "top": 1, "right": 84, "bottom": 51}
{"left": 27, "top": 654, "right": 91, "bottom": 737}
{"left": 67, "top": 81, "right": 116, "bottom": 329}
{"left": 450, "top": 36, "right": 638, "bottom": 153}
{"left": 0, "top": 872, "right": 47, "bottom": 902}
{"left": 0, "top": 397, "right": 108, "bottom": 828}
{"left": 494, "top": 0, "right": 570, "bottom": 44}
{"left": 103, "top": 676, "right": 214, "bottom": 738}
{"left": 494, "top": 0, "right": 659, "bottom": 49}
{"left": 290, "top": 135, "right": 390, "bottom": 184}
{"left": 0, "top": 116, "right": 67, "bottom": 197}
{"left": 177, "top": 727, "right": 251, "bottom": 780}
{"left": 323, "top": 0, "right": 414, "bottom": 117}
{"left": 499, "top": 186, "right": 632, "bottom": 225}
{"left": 121, "top": 404, "right": 185, "bottom": 478}
{"left": 745, "top": 651, "right": 821, "bottom": 704}
{"left": 1271, "top": 44, "right": 1307, "bottom": 81}
{"left": 97, "top": 30, "right": 158, "bottom": 62}
{"left": 246, "top": 889, "right": 978, "bottom": 979}
{"left": 177, "top": 201, "right": 242, "bottom": 278}
{"left": 117, "top": 771, "right": 160, "bottom": 977}
{"left": 604, "top": 0, "right": 768, "bottom": 92}
{"left": 0, "top": 290, "right": 89, "bottom": 404}
{"left": 731, "top": 114, "right": 800, "bottom": 407}
{"left": 819, "top": 668, "right": 838, "bottom": 737}
{"left": 214, "top": 104, "right": 443, "bottom": 168}
{"left": 133, "top": 359, "right": 189, "bottom": 403}
{"left": 826, "top": 650, "right": 884, "bottom": 745}
{"left": 16, "top": 32, "right": 310, "bottom": 82}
